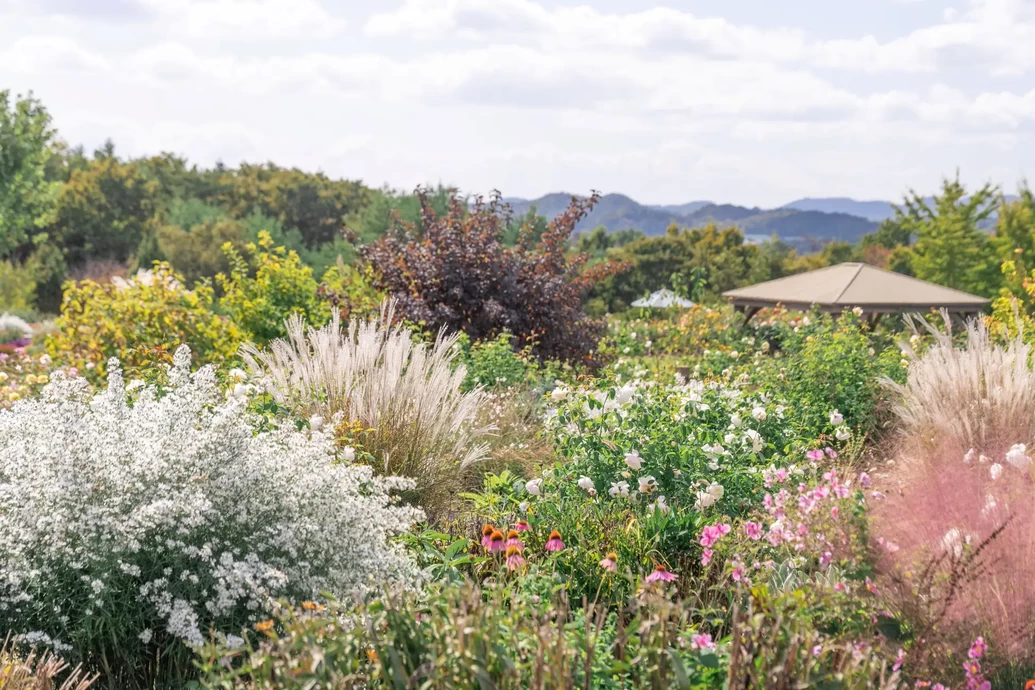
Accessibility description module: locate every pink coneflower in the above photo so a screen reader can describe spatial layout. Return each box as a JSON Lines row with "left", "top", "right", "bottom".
{"left": 645, "top": 564, "right": 677, "bottom": 583}
{"left": 599, "top": 552, "right": 618, "bottom": 572}
{"left": 505, "top": 545, "right": 526, "bottom": 570}
{"left": 513, "top": 519, "right": 530, "bottom": 532}
{"left": 690, "top": 633, "right": 714, "bottom": 651}
{"left": 488, "top": 529, "right": 506, "bottom": 553}
{"left": 481, "top": 524, "right": 495, "bottom": 549}
{"left": 545, "top": 530, "right": 565, "bottom": 552}
{"left": 506, "top": 530, "right": 523, "bottom": 549}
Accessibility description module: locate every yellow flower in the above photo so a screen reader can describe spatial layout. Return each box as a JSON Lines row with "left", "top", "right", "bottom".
{"left": 254, "top": 619, "right": 275, "bottom": 633}
{"left": 301, "top": 601, "right": 325, "bottom": 611}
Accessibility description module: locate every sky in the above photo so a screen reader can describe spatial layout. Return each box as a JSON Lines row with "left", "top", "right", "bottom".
{"left": 1, "top": 0, "right": 1034, "bottom": 207}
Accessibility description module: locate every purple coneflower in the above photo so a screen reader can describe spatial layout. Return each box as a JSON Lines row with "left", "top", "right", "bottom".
{"left": 481, "top": 524, "right": 495, "bottom": 549}
{"left": 545, "top": 530, "right": 565, "bottom": 552}
{"left": 645, "top": 564, "right": 678, "bottom": 583}
{"left": 505, "top": 545, "right": 526, "bottom": 570}
{"left": 599, "top": 552, "right": 618, "bottom": 572}
{"left": 513, "top": 519, "right": 530, "bottom": 532}
{"left": 506, "top": 530, "right": 523, "bottom": 549}
{"left": 488, "top": 529, "right": 506, "bottom": 553}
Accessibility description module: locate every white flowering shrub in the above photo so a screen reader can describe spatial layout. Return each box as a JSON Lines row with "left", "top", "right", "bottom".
{"left": 0, "top": 346, "right": 422, "bottom": 686}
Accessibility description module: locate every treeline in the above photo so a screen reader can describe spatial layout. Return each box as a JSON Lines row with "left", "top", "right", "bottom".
{"left": 4, "top": 89, "right": 1034, "bottom": 320}
{"left": 572, "top": 174, "right": 1035, "bottom": 312}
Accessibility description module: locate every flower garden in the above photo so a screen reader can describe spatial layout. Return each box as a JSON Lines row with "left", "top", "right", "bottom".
{"left": 2, "top": 205, "right": 1035, "bottom": 689}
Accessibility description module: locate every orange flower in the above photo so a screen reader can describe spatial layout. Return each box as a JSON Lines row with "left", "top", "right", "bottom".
{"left": 255, "top": 619, "right": 274, "bottom": 633}
{"left": 301, "top": 600, "right": 325, "bottom": 611}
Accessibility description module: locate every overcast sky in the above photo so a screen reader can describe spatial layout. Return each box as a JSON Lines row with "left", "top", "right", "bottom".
{"left": 2, "top": 0, "right": 1033, "bottom": 207}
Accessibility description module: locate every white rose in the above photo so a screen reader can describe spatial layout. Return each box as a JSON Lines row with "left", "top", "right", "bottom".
{"left": 730, "top": 413, "right": 743, "bottom": 428}
{"left": 525, "top": 478, "right": 543, "bottom": 496}
{"left": 706, "top": 482, "right": 724, "bottom": 500}
{"left": 694, "top": 491, "right": 716, "bottom": 510}
{"left": 751, "top": 406, "right": 767, "bottom": 421}
{"left": 342, "top": 446, "right": 356, "bottom": 462}
{"left": 835, "top": 426, "right": 851, "bottom": 441}
{"left": 829, "top": 410, "right": 844, "bottom": 426}
{"left": 624, "top": 450, "right": 642, "bottom": 470}
{"left": 550, "top": 387, "right": 569, "bottom": 402}
{"left": 577, "top": 476, "right": 595, "bottom": 492}
{"left": 309, "top": 415, "right": 325, "bottom": 432}
{"left": 638, "top": 475, "right": 657, "bottom": 493}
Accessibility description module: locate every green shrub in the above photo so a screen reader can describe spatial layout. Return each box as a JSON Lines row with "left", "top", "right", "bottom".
{"left": 0, "top": 259, "right": 36, "bottom": 313}
{"left": 45, "top": 262, "right": 241, "bottom": 380}
{"left": 455, "top": 332, "right": 531, "bottom": 391}
{"left": 217, "top": 232, "right": 330, "bottom": 344}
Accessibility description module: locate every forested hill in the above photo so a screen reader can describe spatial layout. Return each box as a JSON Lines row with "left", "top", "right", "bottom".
{"left": 504, "top": 193, "right": 879, "bottom": 242}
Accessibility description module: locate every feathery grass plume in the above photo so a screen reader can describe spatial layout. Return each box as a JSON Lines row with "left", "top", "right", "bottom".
{"left": 242, "top": 300, "right": 491, "bottom": 516}
{"left": 884, "top": 310, "right": 1035, "bottom": 451}
{"left": 0, "top": 638, "right": 97, "bottom": 690}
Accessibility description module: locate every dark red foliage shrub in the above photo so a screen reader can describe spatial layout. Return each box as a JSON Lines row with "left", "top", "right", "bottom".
{"left": 360, "top": 188, "right": 626, "bottom": 365}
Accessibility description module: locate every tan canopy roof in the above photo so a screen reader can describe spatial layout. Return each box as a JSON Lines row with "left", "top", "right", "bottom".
{"left": 723, "top": 262, "right": 989, "bottom": 314}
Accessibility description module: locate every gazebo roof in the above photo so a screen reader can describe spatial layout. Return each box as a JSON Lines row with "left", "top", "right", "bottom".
{"left": 631, "top": 289, "right": 695, "bottom": 309}
{"left": 722, "top": 262, "right": 989, "bottom": 314}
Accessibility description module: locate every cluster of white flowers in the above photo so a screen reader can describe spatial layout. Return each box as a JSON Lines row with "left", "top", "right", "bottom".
{"left": 0, "top": 346, "right": 423, "bottom": 653}
{"left": 0, "top": 312, "right": 33, "bottom": 337}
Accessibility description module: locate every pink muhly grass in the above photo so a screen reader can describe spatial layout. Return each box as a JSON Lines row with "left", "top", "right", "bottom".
{"left": 870, "top": 437, "right": 1035, "bottom": 663}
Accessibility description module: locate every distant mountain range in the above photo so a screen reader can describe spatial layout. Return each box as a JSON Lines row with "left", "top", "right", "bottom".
{"left": 503, "top": 193, "right": 888, "bottom": 244}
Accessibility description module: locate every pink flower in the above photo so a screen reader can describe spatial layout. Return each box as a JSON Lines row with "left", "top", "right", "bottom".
{"left": 831, "top": 506, "right": 839, "bottom": 519}
{"left": 513, "top": 519, "right": 530, "bottom": 532}
{"left": 545, "top": 530, "right": 565, "bottom": 552}
{"left": 834, "top": 582, "right": 847, "bottom": 593}
{"left": 893, "top": 648, "right": 905, "bottom": 672}
{"left": 701, "top": 549, "right": 714, "bottom": 566}
{"left": 699, "top": 524, "right": 731, "bottom": 548}
{"left": 819, "top": 551, "right": 832, "bottom": 567}
{"left": 481, "top": 524, "right": 495, "bottom": 548}
{"left": 859, "top": 472, "right": 871, "bottom": 487}
{"left": 487, "top": 530, "right": 506, "bottom": 553}
{"left": 968, "top": 637, "right": 986, "bottom": 660}
{"left": 599, "top": 552, "right": 618, "bottom": 572}
{"left": 505, "top": 545, "right": 526, "bottom": 570}
{"left": 743, "top": 521, "right": 762, "bottom": 540}
{"left": 812, "top": 645, "right": 822, "bottom": 657}
{"left": 646, "top": 564, "right": 678, "bottom": 583}
{"left": 824, "top": 447, "right": 838, "bottom": 459}
{"left": 865, "top": 577, "right": 879, "bottom": 595}
{"left": 690, "top": 633, "right": 715, "bottom": 651}
{"left": 806, "top": 449, "right": 824, "bottom": 463}
{"left": 731, "top": 565, "right": 745, "bottom": 582}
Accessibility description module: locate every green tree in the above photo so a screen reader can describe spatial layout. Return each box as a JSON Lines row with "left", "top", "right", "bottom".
{"left": 0, "top": 91, "right": 60, "bottom": 258}
{"left": 51, "top": 156, "right": 161, "bottom": 267}
{"left": 896, "top": 173, "right": 999, "bottom": 296}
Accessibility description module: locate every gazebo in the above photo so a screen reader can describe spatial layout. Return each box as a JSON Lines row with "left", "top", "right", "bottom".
{"left": 631, "top": 289, "right": 695, "bottom": 309}
{"left": 722, "top": 262, "right": 989, "bottom": 322}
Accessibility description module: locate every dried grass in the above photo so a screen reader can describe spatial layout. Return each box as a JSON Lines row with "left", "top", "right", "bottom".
{"left": 0, "top": 639, "right": 96, "bottom": 690}
{"left": 884, "top": 311, "right": 1035, "bottom": 452}
{"left": 242, "top": 301, "right": 491, "bottom": 517}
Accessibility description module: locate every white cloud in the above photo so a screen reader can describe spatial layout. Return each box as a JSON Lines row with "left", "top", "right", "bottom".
{"left": 140, "top": 0, "right": 345, "bottom": 39}
{"left": 0, "top": 35, "right": 111, "bottom": 73}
